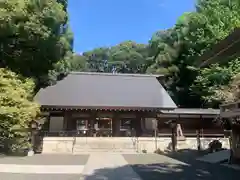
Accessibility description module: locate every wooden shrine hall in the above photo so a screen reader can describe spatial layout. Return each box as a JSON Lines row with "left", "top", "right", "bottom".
{"left": 35, "top": 72, "right": 222, "bottom": 139}
{"left": 34, "top": 72, "right": 177, "bottom": 137}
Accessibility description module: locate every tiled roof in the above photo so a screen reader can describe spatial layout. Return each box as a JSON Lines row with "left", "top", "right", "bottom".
{"left": 35, "top": 72, "right": 176, "bottom": 111}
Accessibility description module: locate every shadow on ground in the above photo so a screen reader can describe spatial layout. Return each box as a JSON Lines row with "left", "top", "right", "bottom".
{"left": 164, "top": 149, "right": 210, "bottom": 164}
{"left": 84, "top": 150, "right": 240, "bottom": 180}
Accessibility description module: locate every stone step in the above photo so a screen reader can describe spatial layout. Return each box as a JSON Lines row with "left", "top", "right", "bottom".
{"left": 73, "top": 143, "right": 137, "bottom": 153}
{"left": 73, "top": 149, "right": 137, "bottom": 153}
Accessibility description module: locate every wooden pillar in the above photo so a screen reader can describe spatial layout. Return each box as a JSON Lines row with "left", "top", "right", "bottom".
{"left": 140, "top": 117, "right": 146, "bottom": 132}
{"left": 196, "top": 115, "right": 202, "bottom": 151}
{"left": 135, "top": 113, "right": 143, "bottom": 137}
{"left": 196, "top": 129, "right": 201, "bottom": 151}
{"left": 171, "top": 120, "right": 177, "bottom": 152}
{"left": 112, "top": 113, "right": 121, "bottom": 137}
{"left": 89, "top": 113, "right": 96, "bottom": 137}
{"left": 42, "top": 115, "right": 50, "bottom": 131}
{"left": 63, "top": 111, "right": 68, "bottom": 131}
{"left": 65, "top": 112, "right": 73, "bottom": 131}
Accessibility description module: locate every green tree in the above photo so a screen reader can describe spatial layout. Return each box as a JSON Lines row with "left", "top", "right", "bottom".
{"left": 67, "top": 54, "right": 88, "bottom": 71}
{"left": 0, "top": 68, "right": 40, "bottom": 153}
{"left": 0, "top": 0, "right": 71, "bottom": 89}
{"left": 109, "top": 41, "right": 149, "bottom": 73}
{"left": 216, "top": 73, "right": 240, "bottom": 103}
{"left": 147, "top": 0, "right": 240, "bottom": 107}
{"left": 192, "top": 59, "right": 240, "bottom": 107}
{"left": 83, "top": 47, "right": 110, "bottom": 72}
{"left": 77, "top": 41, "right": 150, "bottom": 74}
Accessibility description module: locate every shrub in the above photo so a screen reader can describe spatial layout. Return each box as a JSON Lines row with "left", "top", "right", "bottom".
{"left": 208, "top": 140, "right": 222, "bottom": 153}
{"left": 154, "top": 148, "right": 165, "bottom": 154}
{"left": 0, "top": 68, "right": 40, "bottom": 153}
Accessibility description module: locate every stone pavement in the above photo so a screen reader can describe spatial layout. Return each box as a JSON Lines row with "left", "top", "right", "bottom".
{"left": 0, "top": 153, "right": 240, "bottom": 180}
{"left": 0, "top": 154, "right": 88, "bottom": 180}
{"left": 81, "top": 153, "right": 141, "bottom": 180}
{"left": 0, "top": 153, "right": 141, "bottom": 180}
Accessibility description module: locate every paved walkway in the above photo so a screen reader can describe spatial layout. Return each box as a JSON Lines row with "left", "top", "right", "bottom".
{"left": 0, "top": 153, "right": 240, "bottom": 180}
{"left": 82, "top": 153, "right": 141, "bottom": 180}
{"left": 0, "top": 153, "right": 142, "bottom": 180}
{"left": 0, "top": 154, "right": 88, "bottom": 180}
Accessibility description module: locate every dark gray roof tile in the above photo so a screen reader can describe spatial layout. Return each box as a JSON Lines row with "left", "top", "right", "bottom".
{"left": 35, "top": 72, "right": 176, "bottom": 110}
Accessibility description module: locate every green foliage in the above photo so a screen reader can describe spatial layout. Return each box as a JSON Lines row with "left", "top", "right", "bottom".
{"left": 210, "top": 73, "right": 240, "bottom": 104}
{"left": 0, "top": 68, "right": 40, "bottom": 153}
{"left": 71, "top": 41, "right": 150, "bottom": 74}
{"left": 192, "top": 59, "right": 240, "bottom": 106}
{"left": 53, "top": 0, "right": 240, "bottom": 108}
{"left": 0, "top": 0, "right": 72, "bottom": 88}
{"left": 145, "top": 0, "right": 240, "bottom": 107}
{"left": 109, "top": 41, "right": 149, "bottom": 73}
{"left": 83, "top": 47, "right": 110, "bottom": 72}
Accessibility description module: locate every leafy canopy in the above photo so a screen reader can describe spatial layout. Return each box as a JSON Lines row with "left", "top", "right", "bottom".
{"left": 0, "top": 0, "right": 71, "bottom": 88}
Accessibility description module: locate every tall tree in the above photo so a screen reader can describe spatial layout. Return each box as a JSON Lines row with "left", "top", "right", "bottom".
{"left": 191, "top": 0, "right": 240, "bottom": 107}
{"left": 83, "top": 47, "right": 110, "bottom": 72}
{"left": 73, "top": 42, "right": 150, "bottom": 74}
{"left": 147, "top": 0, "right": 240, "bottom": 107}
{"left": 0, "top": 0, "right": 71, "bottom": 89}
{"left": 109, "top": 41, "right": 149, "bottom": 73}
{"left": 192, "top": 59, "right": 240, "bottom": 107}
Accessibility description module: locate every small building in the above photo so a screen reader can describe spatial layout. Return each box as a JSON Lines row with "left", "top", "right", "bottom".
{"left": 34, "top": 72, "right": 226, "bottom": 153}
{"left": 197, "top": 28, "right": 240, "bottom": 163}
{"left": 35, "top": 72, "right": 177, "bottom": 137}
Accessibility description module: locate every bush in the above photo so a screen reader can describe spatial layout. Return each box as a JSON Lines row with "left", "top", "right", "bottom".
{"left": 208, "top": 140, "right": 222, "bottom": 153}
{"left": 0, "top": 68, "right": 40, "bottom": 153}
{"left": 142, "top": 149, "right": 147, "bottom": 153}
{"left": 154, "top": 148, "right": 165, "bottom": 154}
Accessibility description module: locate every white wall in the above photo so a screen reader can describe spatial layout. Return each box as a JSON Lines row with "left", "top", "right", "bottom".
{"left": 49, "top": 116, "right": 64, "bottom": 132}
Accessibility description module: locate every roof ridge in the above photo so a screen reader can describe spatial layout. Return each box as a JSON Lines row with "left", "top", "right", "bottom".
{"left": 70, "top": 71, "right": 163, "bottom": 77}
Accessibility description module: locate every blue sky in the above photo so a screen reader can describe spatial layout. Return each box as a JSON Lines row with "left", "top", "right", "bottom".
{"left": 68, "top": 0, "right": 196, "bottom": 53}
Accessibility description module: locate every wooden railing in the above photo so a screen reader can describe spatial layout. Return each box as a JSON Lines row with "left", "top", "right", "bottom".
{"left": 40, "top": 129, "right": 225, "bottom": 138}
{"left": 41, "top": 129, "right": 134, "bottom": 137}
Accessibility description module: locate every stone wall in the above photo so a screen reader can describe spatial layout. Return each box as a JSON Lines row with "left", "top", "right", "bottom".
{"left": 42, "top": 137, "right": 74, "bottom": 154}
{"left": 41, "top": 137, "right": 230, "bottom": 154}
{"left": 136, "top": 137, "right": 230, "bottom": 153}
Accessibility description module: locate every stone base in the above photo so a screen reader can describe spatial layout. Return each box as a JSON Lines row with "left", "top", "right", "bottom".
{"left": 27, "top": 150, "right": 34, "bottom": 156}
{"left": 41, "top": 137, "right": 230, "bottom": 154}
{"left": 177, "top": 136, "right": 186, "bottom": 141}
